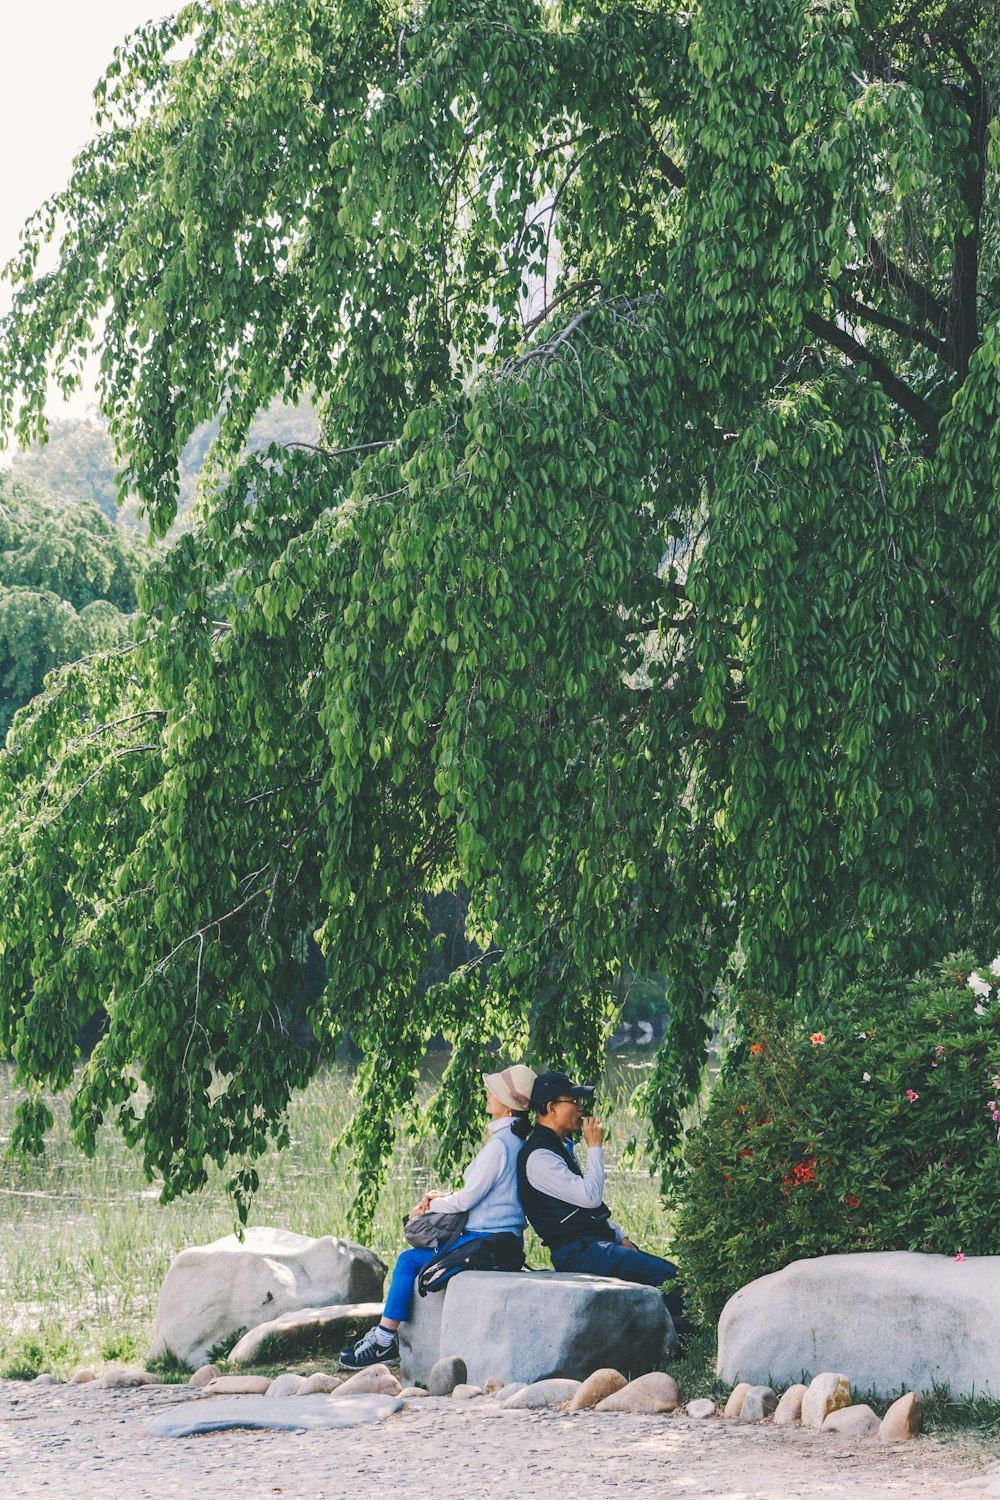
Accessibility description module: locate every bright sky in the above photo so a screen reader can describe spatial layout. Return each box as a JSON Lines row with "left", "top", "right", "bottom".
{"left": 1, "top": 2, "right": 166, "bottom": 426}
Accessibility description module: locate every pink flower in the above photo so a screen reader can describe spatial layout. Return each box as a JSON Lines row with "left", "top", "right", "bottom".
{"left": 955, "top": 1252, "right": 966, "bottom": 1262}
{"left": 905, "top": 1089, "right": 919, "bottom": 1102}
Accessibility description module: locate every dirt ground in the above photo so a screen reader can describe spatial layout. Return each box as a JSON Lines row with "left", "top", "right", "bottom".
{"left": 3, "top": 1378, "right": 998, "bottom": 1500}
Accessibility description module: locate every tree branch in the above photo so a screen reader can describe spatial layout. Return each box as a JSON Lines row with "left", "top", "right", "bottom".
{"left": 802, "top": 310, "right": 939, "bottom": 443}
{"left": 840, "top": 294, "right": 949, "bottom": 360}
{"left": 523, "top": 278, "right": 601, "bottom": 334}
{"left": 865, "top": 236, "right": 948, "bottom": 338}
{"left": 945, "top": 43, "right": 991, "bottom": 379}
{"left": 626, "top": 91, "right": 686, "bottom": 190}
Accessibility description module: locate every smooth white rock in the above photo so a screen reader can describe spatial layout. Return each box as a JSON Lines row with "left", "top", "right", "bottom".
{"left": 801, "top": 1374, "right": 852, "bottom": 1430}
{"left": 501, "top": 1378, "right": 582, "bottom": 1410}
{"left": 821, "top": 1402, "right": 880, "bottom": 1436}
{"left": 718, "top": 1251, "right": 1000, "bottom": 1397}
{"left": 686, "top": 1398, "right": 716, "bottom": 1419}
{"left": 772, "top": 1383, "right": 807, "bottom": 1426}
{"left": 149, "top": 1226, "right": 386, "bottom": 1369}
{"left": 100, "top": 1369, "right": 162, "bottom": 1390}
{"left": 493, "top": 1382, "right": 525, "bottom": 1403}
{"left": 265, "top": 1373, "right": 306, "bottom": 1398}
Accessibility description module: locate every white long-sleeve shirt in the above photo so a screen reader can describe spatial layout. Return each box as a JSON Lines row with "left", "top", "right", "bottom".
{"left": 524, "top": 1141, "right": 623, "bottom": 1241}
{"left": 426, "top": 1117, "right": 514, "bottom": 1215}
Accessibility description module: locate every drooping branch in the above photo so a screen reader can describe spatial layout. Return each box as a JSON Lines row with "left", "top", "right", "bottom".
{"left": 802, "top": 310, "right": 939, "bottom": 443}
{"left": 626, "top": 91, "right": 686, "bottom": 190}
{"left": 523, "top": 278, "right": 601, "bottom": 334}
{"left": 839, "top": 294, "right": 949, "bottom": 360}
{"left": 865, "top": 236, "right": 949, "bottom": 339}
{"left": 945, "top": 40, "right": 992, "bottom": 379}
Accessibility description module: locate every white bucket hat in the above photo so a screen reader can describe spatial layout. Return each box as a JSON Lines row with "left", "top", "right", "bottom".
{"left": 482, "top": 1064, "right": 537, "bottom": 1112}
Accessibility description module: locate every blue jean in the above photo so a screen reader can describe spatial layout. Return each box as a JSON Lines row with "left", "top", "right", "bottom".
{"left": 382, "top": 1232, "right": 490, "bottom": 1323}
{"left": 550, "top": 1236, "right": 678, "bottom": 1286}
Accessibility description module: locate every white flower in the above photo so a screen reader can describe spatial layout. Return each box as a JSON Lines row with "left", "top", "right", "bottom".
{"left": 862, "top": 1072, "right": 871, "bottom": 1082}
{"left": 968, "top": 972, "right": 991, "bottom": 998}
{"left": 990, "top": 956, "right": 1000, "bottom": 978}
{"left": 974, "top": 1003, "right": 987, "bottom": 1017}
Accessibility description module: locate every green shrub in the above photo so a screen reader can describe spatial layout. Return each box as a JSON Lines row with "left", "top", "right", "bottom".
{"left": 678, "top": 957, "right": 1000, "bottom": 1323}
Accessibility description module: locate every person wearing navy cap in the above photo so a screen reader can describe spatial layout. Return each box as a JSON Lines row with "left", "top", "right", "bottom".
{"left": 516, "top": 1070, "right": 683, "bottom": 1312}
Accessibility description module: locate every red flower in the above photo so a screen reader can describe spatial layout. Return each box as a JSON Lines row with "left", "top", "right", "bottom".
{"left": 844, "top": 1194, "right": 860, "bottom": 1209}
{"left": 750, "top": 1043, "right": 764, "bottom": 1055}
{"left": 810, "top": 1032, "right": 825, "bottom": 1046}
{"left": 738, "top": 1147, "right": 754, "bottom": 1159}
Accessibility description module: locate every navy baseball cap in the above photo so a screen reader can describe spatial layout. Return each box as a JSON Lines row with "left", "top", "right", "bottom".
{"left": 530, "top": 1071, "right": 596, "bottom": 1112}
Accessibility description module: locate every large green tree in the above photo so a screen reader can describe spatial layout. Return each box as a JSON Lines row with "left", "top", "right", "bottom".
{"left": 0, "top": 0, "right": 997, "bottom": 1224}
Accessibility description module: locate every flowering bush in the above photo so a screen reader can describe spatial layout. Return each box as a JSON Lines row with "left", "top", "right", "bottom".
{"left": 677, "top": 957, "right": 1000, "bottom": 1322}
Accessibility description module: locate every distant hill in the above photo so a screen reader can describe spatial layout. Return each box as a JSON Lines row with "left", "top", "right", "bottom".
{"left": 10, "top": 402, "right": 321, "bottom": 530}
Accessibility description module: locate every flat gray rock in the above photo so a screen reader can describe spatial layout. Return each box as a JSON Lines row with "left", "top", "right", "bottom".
{"left": 400, "top": 1271, "right": 667, "bottom": 1389}
{"left": 147, "top": 1393, "right": 402, "bottom": 1437}
{"left": 228, "top": 1302, "right": 384, "bottom": 1365}
{"left": 740, "top": 1385, "right": 777, "bottom": 1422}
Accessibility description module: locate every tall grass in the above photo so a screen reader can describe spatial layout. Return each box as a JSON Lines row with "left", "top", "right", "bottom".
{"left": 0, "top": 1052, "right": 672, "bottom": 1376}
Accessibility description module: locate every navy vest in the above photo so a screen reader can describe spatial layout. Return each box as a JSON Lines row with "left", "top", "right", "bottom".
{"left": 516, "top": 1124, "right": 614, "bottom": 1249}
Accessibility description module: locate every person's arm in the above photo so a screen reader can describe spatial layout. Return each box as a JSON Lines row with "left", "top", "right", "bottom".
{"left": 525, "top": 1144, "right": 606, "bottom": 1207}
{"left": 424, "top": 1134, "right": 506, "bottom": 1214}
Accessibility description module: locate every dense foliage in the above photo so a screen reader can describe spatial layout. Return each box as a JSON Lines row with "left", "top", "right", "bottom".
{"left": 0, "top": 0, "right": 997, "bottom": 1225}
{"left": 678, "top": 959, "right": 1000, "bottom": 1321}
{"left": 0, "top": 476, "right": 142, "bottom": 735}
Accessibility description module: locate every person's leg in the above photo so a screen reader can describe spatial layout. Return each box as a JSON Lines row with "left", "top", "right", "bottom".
{"left": 552, "top": 1237, "right": 688, "bottom": 1327}
{"left": 341, "top": 1234, "right": 487, "bottom": 1366}
{"left": 381, "top": 1246, "right": 438, "bottom": 1325}
{"left": 552, "top": 1237, "right": 678, "bottom": 1286}
{"left": 381, "top": 1230, "right": 491, "bottom": 1325}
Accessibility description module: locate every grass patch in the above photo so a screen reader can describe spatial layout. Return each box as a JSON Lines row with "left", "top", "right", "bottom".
{"left": 0, "top": 1053, "right": 673, "bottom": 1376}
{"left": 145, "top": 1345, "right": 193, "bottom": 1381}
{"left": 0, "top": 1323, "right": 83, "bottom": 1380}
{"left": 663, "top": 1325, "right": 728, "bottom": 1403}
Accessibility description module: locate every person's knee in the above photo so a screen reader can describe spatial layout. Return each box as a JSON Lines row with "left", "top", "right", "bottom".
{"left": 390, "top": 1247, "right": 426, "bottom": 1282}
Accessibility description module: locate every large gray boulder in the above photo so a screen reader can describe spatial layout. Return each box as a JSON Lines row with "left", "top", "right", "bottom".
{"left": 149, "top": 1227, "right": 386, "bottom": 1369}
{"left": 399, "top": 1270, "right": 668, "bottom": 1389}
{"left": 717, "top": 1252, "right": 1000, "bottom": 1398}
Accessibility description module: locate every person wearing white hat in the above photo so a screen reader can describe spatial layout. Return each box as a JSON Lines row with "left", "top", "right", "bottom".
{"left": 340, "top": 1063, "right": 537, "bottom": 1369}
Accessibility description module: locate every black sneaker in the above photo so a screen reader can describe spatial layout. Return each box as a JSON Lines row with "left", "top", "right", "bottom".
{"left": 339, "top": 1326, "right": 399, "bottom": 1369}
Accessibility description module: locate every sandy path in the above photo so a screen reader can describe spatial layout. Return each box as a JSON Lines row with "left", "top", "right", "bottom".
{"left": 0, "top": 1378, "right": 992, "bottom": 1500}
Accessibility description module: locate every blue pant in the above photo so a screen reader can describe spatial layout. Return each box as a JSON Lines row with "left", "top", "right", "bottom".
{"left": 382, "top": 1232, "right": 488, "bottom": 1323}
{"left": 550, "top": 1236, "right": 678, "bottom": 1286}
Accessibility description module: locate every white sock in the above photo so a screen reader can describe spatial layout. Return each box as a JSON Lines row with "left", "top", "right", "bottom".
{"left": 373, "top": 1324, "right": 396, "bottom": 1346}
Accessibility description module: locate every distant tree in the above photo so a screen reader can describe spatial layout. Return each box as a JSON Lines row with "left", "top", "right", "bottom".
{"left": 0, "top": 476, "right": 143, "bottom": 735}
{"left": 9, "top": 417, "right": 120, "bottom": 520}
{"left": 0, "top": 0, "right": 996, "bottom": 1227}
